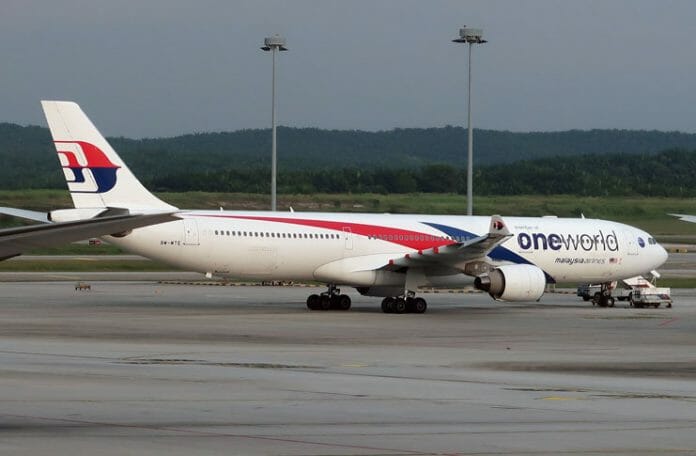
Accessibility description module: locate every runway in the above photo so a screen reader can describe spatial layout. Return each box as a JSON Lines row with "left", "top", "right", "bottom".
{"left": 1, "top": 282, "right": 695, "bottom": 455}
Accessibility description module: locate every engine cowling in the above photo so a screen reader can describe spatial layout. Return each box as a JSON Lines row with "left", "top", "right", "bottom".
{"left": 474, "top": 264, "right": 546, "bottom": 301}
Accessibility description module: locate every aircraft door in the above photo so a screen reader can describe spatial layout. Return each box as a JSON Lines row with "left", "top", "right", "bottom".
{"left": 343, "top": 227, "right": 353, "bottom": 250}
{"left": 183, "top": 218, "right": 199, "bottom": 245}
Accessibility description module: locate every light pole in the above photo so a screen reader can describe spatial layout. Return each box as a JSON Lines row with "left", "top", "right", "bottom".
{"left": 453, "top": 26, "right": 486, "bottom": 216}
{"left": 261, "top": 35, "right": 288, "bottom": 211}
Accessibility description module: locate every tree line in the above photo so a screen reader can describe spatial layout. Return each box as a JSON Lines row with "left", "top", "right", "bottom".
{"left": 4, "top": 122, "right": 696, "bottom": 190}
{"left": 151, "top": 149, "right": 696, "bottom": 197}
{"left": 1, "top": 122, "right": 696, "bottom": 196}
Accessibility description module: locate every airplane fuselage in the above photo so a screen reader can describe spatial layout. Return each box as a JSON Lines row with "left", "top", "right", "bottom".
{"left": 106, "top": 211, "right": 666, "bottom": 288}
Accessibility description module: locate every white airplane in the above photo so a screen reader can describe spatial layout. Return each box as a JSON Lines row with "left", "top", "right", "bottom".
{"left": 0, "top": 101, "right": 669, "bottom": 313}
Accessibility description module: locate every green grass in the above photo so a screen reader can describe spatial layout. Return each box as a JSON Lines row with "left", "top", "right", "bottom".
{"left": 648, "top": 278, "right": 696, "bottom": 289}
{"left": 25, "top": 244, "right": 125, "bottom": 255}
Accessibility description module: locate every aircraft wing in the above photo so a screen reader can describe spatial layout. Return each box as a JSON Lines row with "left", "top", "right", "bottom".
{"left": 382, "top": 215, "right": 513, "bottom": 272}
{"left": 670, "top": 213, "right": 696, "bottom": 224}
{"left": 0, "top": 212, "right": 177, "bottom": 260}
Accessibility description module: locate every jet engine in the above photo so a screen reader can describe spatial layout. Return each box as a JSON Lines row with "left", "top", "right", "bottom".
{"left": 474, "top": 264, "right": 546, "bottom": 301}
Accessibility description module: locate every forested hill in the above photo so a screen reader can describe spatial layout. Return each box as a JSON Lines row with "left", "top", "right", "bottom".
{"left": 150, "top": 148, "right": 696, "bottom": 197}
{"left": 2, "top": 122, "right": 696, "bottom": 190}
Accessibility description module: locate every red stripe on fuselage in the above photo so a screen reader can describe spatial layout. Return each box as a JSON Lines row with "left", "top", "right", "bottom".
{"left": 200, "top": 214, "right": 454, "bottom": 250}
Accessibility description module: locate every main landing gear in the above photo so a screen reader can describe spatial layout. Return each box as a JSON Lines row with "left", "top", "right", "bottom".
{"left": 306, "top": 284, "right": 351, "bottom": 311}
{"left": 380, "top": 296, "right": 427, "bottom": 314}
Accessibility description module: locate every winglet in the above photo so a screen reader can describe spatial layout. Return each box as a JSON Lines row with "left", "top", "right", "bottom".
{"left": 489, "top": 215, "right": 510, "bottom": 237}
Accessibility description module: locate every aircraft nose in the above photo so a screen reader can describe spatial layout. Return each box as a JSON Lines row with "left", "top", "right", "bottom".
{"left": 656, "top": 244, "right": 669, "bottom": 268}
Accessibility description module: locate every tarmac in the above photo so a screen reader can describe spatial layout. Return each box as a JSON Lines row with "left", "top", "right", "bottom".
{"left": 0, "top": 280, "right": 695, "bottom": 455}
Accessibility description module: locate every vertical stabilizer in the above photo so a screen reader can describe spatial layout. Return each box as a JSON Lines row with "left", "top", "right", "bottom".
{"left": 41, "top": 101, "right": 176, "bottom": 211}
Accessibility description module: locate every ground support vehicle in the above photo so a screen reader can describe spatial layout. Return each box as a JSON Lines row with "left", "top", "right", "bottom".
{"left": 629, "top": 287, "right": 672, "bottom": 308}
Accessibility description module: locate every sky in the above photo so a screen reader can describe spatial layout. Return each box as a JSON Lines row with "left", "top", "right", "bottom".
{"left": 1, "top": 0, "right": 695, "bottom": 137}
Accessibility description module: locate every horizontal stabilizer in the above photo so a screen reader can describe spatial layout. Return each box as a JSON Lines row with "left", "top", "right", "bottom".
{"left": 0, "top": 212, "right": 177, "bottom": 260}
{"left": 0, "top": 207, "right": 50, "bottom": 223}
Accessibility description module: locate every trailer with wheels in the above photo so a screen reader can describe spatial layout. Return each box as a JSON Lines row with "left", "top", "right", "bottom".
{"left": 629, "top": 287, "right": 672, "bottom": 308}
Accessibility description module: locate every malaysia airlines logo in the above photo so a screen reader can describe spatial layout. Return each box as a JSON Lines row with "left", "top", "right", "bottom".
{"left": 54, "top": 141, "right": 120, "bottom": 193}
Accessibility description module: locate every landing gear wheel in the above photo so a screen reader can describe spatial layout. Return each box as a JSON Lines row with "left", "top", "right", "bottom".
{"left": 412, "top": 297, "right": 427, "bottom": 314}
{"left": 381, "top": 297, "right": 394, "bottom": 313}
{"left": 337, "top": 294, "right": 352, "bottom": 311}
{"left": 319, "top": 294, "right": 332, "bottom": 310}
{"left": 597, "top": 295, "right": 614, "bottom": 308}
{"left": 306, "top": 294, "right": 320, "bottom": 310}
{"left": 394, "top": 298, "right": 407, "bottom": 314}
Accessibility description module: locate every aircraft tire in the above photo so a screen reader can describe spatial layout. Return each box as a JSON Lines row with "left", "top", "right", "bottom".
{"left": 319, "top": 295, "right": 332, "bottom": 311}
{"left": 394, "top": 298, "right": 407, "bottom": 314}
{"left": 337, "top": 294, "right": 351, "bottom": 311}
{"left": 381, "top": 297, "right": 394, "bottom": 313}
{"left": 592, "top": 292, "right": 601, "bottom": 306}
{"left": 413, "top": 297, "right": 427, "bottom": 314}
{"left": 306, "top": 294, "right": 320, "bottom": 310}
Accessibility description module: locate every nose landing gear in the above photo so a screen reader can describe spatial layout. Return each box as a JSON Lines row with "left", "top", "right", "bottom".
{"left": 591, "top": 282, "right": 616, "bottom": 307}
